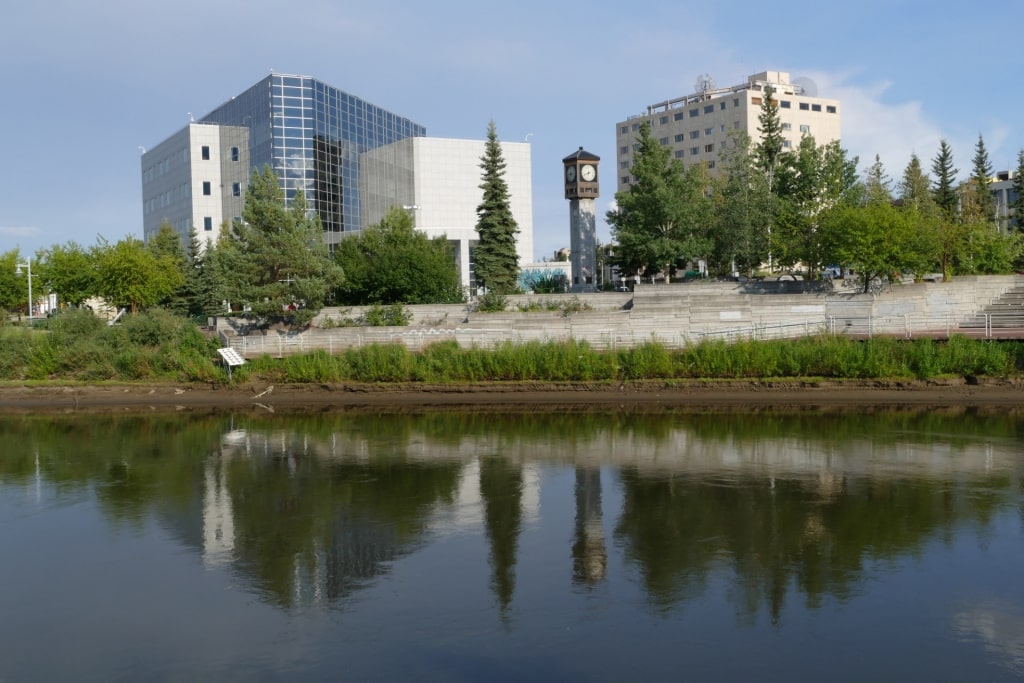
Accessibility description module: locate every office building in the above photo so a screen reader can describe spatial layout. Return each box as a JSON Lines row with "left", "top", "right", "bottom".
{"left": 141, "top": 73, "right": 426, "bottom": 248}
{"left": 615, "top": 71, "right": 841, "bottom": 193}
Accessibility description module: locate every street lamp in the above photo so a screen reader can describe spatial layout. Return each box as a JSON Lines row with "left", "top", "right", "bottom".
{"left": 14, "top": 259, "right": 33, "bottom": 320}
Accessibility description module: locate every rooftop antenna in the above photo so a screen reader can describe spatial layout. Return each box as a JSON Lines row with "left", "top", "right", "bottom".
{"left": 138, "top": 146, "right": 146, "bottom": 154}
{"left": 188, "top": 112, "right": 194, "bottom": 122}
{"left": 695, "top": 73, "right": 716, "bottom": 96}
{"left": 524, "top": 133, "right": 534, "bottom": 142}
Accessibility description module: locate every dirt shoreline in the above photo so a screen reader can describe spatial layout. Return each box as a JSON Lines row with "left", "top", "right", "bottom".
{"left": 1, "top": 378, "right": 1024, "bottom": 414}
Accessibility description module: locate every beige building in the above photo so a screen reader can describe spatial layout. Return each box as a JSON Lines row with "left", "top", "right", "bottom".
{"left": 615, "top": 71, "right": 841, "bottom": 192}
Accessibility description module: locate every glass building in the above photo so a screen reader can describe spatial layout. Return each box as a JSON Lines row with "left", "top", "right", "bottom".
{"left": 143, "top": 73, "right": 425, "bottom": 249}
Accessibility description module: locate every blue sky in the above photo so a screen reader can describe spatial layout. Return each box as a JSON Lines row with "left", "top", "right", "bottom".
{"left": 2, "top": 0, "right": 1022, "bottom": 263}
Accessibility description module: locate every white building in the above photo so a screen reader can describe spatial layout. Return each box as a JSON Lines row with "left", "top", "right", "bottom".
{"left": 360, "top": 137, "right": 534, "bottom": 292}
{"left": 615, "top": 71, "right": 841, "bottom": 192}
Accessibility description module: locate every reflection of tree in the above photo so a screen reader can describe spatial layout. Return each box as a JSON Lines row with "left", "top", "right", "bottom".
{"left": 614, "top": 469, "right": 1007, "bottom": 623}
{"left": 479, "top": 456, "right": 523, "bottom": 615}
{"left": 572, "top": 468, "right": 606, "bottom": 586}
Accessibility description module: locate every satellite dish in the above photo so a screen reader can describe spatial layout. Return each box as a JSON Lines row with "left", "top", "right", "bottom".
{"left": 792, "top": 76, "right": 818, "bottom": 97}
{"left": 694, "top": 73, "right": 715, "bottom": 94}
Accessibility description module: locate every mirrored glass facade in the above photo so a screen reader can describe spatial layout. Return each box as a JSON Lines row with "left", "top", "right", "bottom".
{"left": 200, "top": 74, "right": 425, "bottom": 245}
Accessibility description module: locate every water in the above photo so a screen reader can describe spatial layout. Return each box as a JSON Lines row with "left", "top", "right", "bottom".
{"left": 1, "top": 408, "right": 1023, "bottom": 682}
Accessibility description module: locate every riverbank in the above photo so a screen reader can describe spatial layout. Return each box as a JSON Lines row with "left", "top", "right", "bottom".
{"left": 2, "top": 377, "right": 1024, "bottom": 414}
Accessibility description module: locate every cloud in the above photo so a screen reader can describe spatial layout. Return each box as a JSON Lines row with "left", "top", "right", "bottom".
{"left": 0, "top": 226, "right": 38, "bottom": 237}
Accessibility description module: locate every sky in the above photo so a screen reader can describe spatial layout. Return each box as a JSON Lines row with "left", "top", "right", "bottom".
{"left": 2, "top": 0, "right": 1023, "bottom": 264}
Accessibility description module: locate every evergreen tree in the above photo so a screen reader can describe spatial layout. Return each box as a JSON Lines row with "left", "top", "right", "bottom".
{"left": 148, "top": 221, "right": 190, "bottom": 316}
{"left": 897, "top": 154, "right": 934, "bottom": 214}
{"left": 473, "top": 121, "right": 520, "bottom": 295}
{"left": 864, "top": 154, "right": 893, "bottom": 204}
{"left": 930, "top": 139, "right": 960, "bottom": 221}
{"left": 965, "top": 133, "right": 996, "bottom": 225}
{"left": 606, "top": 121, "right": 712, "bottom": 282}
{"left": 710, "top": 132, "right": 772, "bottom": 277}
{"left": 753, "top": 85, "right": 785, "bottom": 193}
{"left": 1011, "top": 150, "right": 1024, "bottom": 232}
{"left": 218, "top": 165, "right": 343, "bottom": 326}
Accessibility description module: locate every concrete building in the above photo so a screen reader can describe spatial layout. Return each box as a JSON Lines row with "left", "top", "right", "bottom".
{"left": 141, "top": 73, "right": 426, "bottom": 248}
{"left": 360, "top": 137, "right": 534, "bottom": 292}
{"left": 615, "top": 71, "right": 841, "bottom": 193}
{"left": 988, "top": 170, "right": 1021, "bottom": 233}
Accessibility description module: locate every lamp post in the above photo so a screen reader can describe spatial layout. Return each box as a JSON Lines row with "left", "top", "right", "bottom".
{"left": 14, "top": 259, "right": 33, "bottom": 321}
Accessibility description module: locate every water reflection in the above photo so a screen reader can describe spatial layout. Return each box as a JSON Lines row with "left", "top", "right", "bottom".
{"left": 1, "top": 410, "right": 1022, "bottom": 625}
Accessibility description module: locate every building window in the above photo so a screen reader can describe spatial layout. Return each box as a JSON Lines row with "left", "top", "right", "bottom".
{"left": 799, "top": 102, "right": 809, "bottom": 110}
{"left": 704, "top": 143, "right": 714, "bottom": 153}
{"left": 689, "top": 108, "right": 699, "bottom": 117}
{"left": 620, "top": 126, "right": 628, "bottom": 134}
{"left": 232, "top": 182, "right": 241, "bottom": 196}
{"left": 799, "top": 124, "right": 811, "bottom": 133}
{"left": 659, "top": 115, "right": 669, "bottom": 125}
{"left": 733, "top": 121, "right": 741, "bottom": 129}
{"left": 704, "top": 127, "right": 713, "bottom": 136}
{"left": 826, "top": 105, "right": 837, "bottom": 114}
{"left": 703, "top": 105, "right": 714, "bottom": 114}
{"left": 202, "top": 181, "right": 211, "bottom": 195}
{"left": 659, "top": 137, "right": 669, "bottom": 146}
{"left": 782, "top": 140, "right": 792, "bottom": 148}
{"left": 690, "top": 130, "right": 699, "bottom": 139}
{"left": 674, "top": 134, "right": 685, "bottom": 142}
{"left": 203, "top": 217, "right": 213, "bottom": 231}
{"left": 751, "top": 97, "right": 762, "bottom": 106}
{"left": 674, "top": 112, "right": 684, "bottom": 121}
{"left": 631, "top": 123, "right": 640, "bottom": 131}
{"left": 719, "top": 102, "right": 726, "bottom": 110}
{"left": 780, "top": 100, "right": 791, "bottom": 108}
{"left": 707, "top": 160, "right": 716, "bottom": 169}
{"left": 674, "top": 150, "right": 685, "bottom": 158}
{"left": 230, "top": 146, "right": 239, "bottom": 161}
{"left": 734, "top": 98, "right": 740, "bottom": 107}
{"left": 812, "top": 104, "right": 822, "bottom": 112}
{"left": 690, "top": 147, "right": 699, "bottom": 156}
{"left": 620, "top": 146, "right": 628, "bottom": 154}
{"left": 782, "top": 122, "right": 792, "bottom": 131}
{"left": 632, "top": 144, "right": 639, "bottom": 152}
{"left": 621, "top": 176, "right": 630, "bottom": 185}
{"left": 720, "top": 124, "right": 726, "bottom": 133}
{"left": 201, "top": 145, "right": 210, "bottom": 160}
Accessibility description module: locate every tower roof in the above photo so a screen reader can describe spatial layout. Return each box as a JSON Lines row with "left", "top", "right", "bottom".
{"left": 563, "top": 146, "right": 600, "bottom": 163}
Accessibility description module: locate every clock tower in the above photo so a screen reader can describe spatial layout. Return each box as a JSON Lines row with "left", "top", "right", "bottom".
{"left": 562, "top": 147, "right": 600, "bottom": 293}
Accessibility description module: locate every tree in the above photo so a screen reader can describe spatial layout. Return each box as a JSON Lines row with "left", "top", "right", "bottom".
{"left": 607, "top": 121, "right": 712, "bottom": 283}
{"left": 825, "top": 200, "right": 916, "bottom": 292}
{"left": 183, "top": 227, "right": 225, "bottom": 318}
{"left": 333, "top": 206, "right": 464, "bottom": 305}
{"left": 710, "top": 132, "right": 772, "bottom": 277}
{"left": 92, "top": 236, "right": 183, "bottom": 313}
{"left": 931, "top": 139, "right": 960, "bottom": 221}
{"left": 37, "top": 241, "right": 96, "bottom": 307}
{"left": 474, "top": 121, "right": 520, "bottom": 295}
{"left": 753, "top": 85, "right": 785, "bottom": 193}
{"left": 964, "top": 134, "right": 996, "bottom": 226}
{"left": 1011, "top": 150, "right": 1024, "bottom": 232}
{"left": 897, "top": 154, "right": 935, "bottom": 215}
{"left": 147, "top": 221, "right": 190, "bottom": 316}
{"left": 863, "top": 155, "right": 893, "bottom": 204}
{"left": 218, "top": 165, "right": 343, "bottom": 327}
{"left": 0, "top": 249, "right": 29, "bottom": 315}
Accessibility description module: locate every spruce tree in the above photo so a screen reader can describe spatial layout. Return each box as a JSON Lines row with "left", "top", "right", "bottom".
{"left": 753, "top": 85, "right": 785, "bottom": 193}
{"left": 967, "top": 133, "right": 995, "bottom": 225}
{"left": 1011, "top": 150, "right": 1024, "bottom": 231}
{"left": 148, "top": 221, "right": 191, "bottom": 316}
{"left": 864, "top": 154, "right": 892, "bottom": 204}
{"left": 931, "top": 140, "right": 960, "bottom": 221}
{"left": 474, "top": 121, "right": 520, "bottom": 295}
{"left": 898, "top": 154, "right": 934, "bottom": 213}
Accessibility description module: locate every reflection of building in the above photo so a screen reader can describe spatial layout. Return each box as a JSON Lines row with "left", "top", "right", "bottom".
{"left": 141, "top": 73, "right": 426, "bottom": 249}
{"left": 573, "top": 468, "right": 607, "bottom": 585}
{"left": 202, "top": 456, "right": 236, "bottom": 567}
{"left": 360, "top": 137, "right": 534, "bottom": 292}
{"left": 615, "top": 71, "right": 841, "bottom": 191}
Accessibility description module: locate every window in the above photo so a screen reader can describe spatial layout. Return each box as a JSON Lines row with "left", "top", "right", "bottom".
{"left": 690, "top": 147, "right": 700, "bottom": 156}
{"left": 826, "top": 105, "right": 837, "bottom": 114}
{"left": 690, "top": 130, "right": 699, "bottom": 139}
{"left": 659, "top": 115, "right": 669, "bottom": 125}
{"left": 232, "top": 182, "right": 241, "bottom": 197}
{"left": 799, "top": 102, "right": 809, "bottom": 110}
{"left": 230, "top": 146, "right": 239, "bottom": 161}
{"left": 780, "top": 100, "right": 791, "bottom": 109}
{"left": 659, "top": 137, "right": 669, "bottom": 146}
{"left": 812, "top": 104, "right": 822, "bottom": 112}
{"left": 782, "top": 140, "right": 792, "bottom": 148}
{"left": 619, "top": 161, "right": 629, "bottom": 169}
{"left": 689, "top": 108, "right": 699, "bottom": 117}
{"left": 751, "top": 97, "right": 762, "bottom": 106}
{"left": 202, "top": 181, "right": 211, "bottom": 196}
{"left": 707, "top": 160, "right": 716, "bottom": 169}
{"left": 720, "top": 124, "right": 726, "bottom": 133}
{"left": 203, "top": 217, "right": 213, "bottom": 231}
{"left": 620, "top": 125, "right": 628, "bottom": 134}
{"left": 782, "top": 122, "right": 792, "bottom": 131}
{"left": 719, "top": 102, "right": 726, "bottom": 110}
{"left": 620, "top": 146, "right": 629, "bottom": 154}
{"left": 704, "top": 127, "right": 713, "bottom": 136}
{"left": 733, "top": 98, "right": 740, "bottom": 107}
{"left": 621, "top": 176, "right": 630, "bottom": 184}
{"left": 674, "top": 112, "right": 684, "bottom": 121}
{"left": 674, "top": 134, "right": 685, "bottom": 142}
{"left": 733, "top": 121, "right": 741, "bottom": 129}
{"left": 799, "top": 124, "right": 811, "bottom": 133}
{"left": 703, "top": 105, "right": 714, "bottom": 114}
{"left": 704, "top": 143, "right": 714, "bottom": 153}
{"left": 201, "top": 146, "right": 210, "bottom": 160}
{"left": 631, "top": 123, "right": 640, "bottom": 131}
{"left": 674, "top": 150, "right": 685, "bottom": 158}
{"left": 632, "top": 144, "right": 639, "bottom": 152}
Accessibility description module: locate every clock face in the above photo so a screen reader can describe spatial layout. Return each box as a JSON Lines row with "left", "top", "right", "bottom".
{"left": 580, "top": 164, "right": 597, "bottom": 182}
{"left": 565, "top": 165, "right": 577, "bottom": 182}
